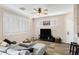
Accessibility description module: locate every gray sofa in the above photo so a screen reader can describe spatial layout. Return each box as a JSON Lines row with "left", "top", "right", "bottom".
{"left": 0, "top": 43, "right": 47, "bottom": 55}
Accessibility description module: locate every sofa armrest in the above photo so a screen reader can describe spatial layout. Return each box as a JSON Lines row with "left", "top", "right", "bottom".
{"left": 32, "top": 43, "right": 47, "bottom": 55}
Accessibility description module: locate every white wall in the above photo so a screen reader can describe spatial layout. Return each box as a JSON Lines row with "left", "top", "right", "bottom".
{"left": 0, "top": 7, "right": 32, "bottom": 43}
{"left": 3, "top": 11, "right": 32, "bottom": 42}
{"left": 33, "top": 11, "right": 75, "bottom": 43}
{"left": 74, "top": 5, "right": 79, "bottom": 44}
{"left": 65, "top": 5, "right": 79, "bottom": 44}
{"left": 0, "top": 5, "right": 76, "bottom": 44}
{"left": 65, "top": 13, "right": 75, "bottom": 43}
{"left": 33, "top": 15, "right": 66, "bottom": 42}
{"left": 0, "top": 8, "right": 3, "bottom": 42}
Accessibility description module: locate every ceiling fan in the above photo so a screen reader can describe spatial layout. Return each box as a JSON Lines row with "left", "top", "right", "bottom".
{"left": 32, "top": 8, "right": 48, "bottom": 15}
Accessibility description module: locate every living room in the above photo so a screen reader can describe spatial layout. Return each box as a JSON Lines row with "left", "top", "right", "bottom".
{"left": 0, "top": 4, "right": 79, "bottom": 55}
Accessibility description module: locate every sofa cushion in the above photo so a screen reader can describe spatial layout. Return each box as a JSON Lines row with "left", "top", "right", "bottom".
{"left": 7, "top": 48, "right": 30, "bottom": 55}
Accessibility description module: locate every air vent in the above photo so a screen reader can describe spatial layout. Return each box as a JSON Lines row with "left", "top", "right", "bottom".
{"left": 20, "top": 7, "right": 26, "bottom": 10}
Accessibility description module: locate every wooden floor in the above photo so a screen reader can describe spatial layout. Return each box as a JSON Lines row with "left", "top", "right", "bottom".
{"left": 34, "top": 40, "right": 70, "bottom": 55}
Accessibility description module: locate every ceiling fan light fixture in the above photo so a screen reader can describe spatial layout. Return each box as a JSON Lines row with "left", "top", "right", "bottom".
{"left": 33, "top": 8, "right": 48, "bottom": 15}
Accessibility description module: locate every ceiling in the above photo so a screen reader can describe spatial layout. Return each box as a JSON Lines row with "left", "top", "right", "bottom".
{"left": 3, "top": 4, "right": 73, "bottom": 18}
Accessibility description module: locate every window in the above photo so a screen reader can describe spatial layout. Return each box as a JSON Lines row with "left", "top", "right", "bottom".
{"left": 3, "top": 12, "right": 27, "bottom": 35}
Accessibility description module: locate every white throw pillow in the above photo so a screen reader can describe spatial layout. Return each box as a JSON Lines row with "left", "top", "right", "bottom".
{"left": 0, "top": 42, "right": 8, "bottom": 47}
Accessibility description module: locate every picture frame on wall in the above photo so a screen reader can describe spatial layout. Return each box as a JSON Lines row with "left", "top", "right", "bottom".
{"left": 43, "top": 21, "right": 50, "bottom": 26}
